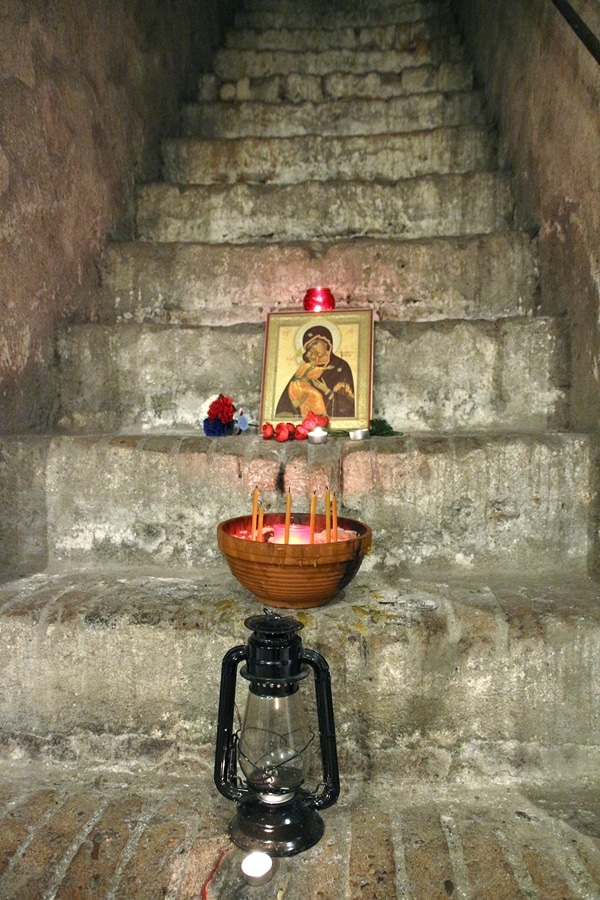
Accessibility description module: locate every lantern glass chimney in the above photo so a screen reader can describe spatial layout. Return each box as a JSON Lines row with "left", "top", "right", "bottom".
{"left": 238, "top": 687, "right": 314, "bottom": 800}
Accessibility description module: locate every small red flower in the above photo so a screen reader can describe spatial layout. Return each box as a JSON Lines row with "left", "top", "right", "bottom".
{"left": 207, "top": 394, "right": 236, "bottom": 424}
{"left": 302, "top": 412, "right": 318, "bottom": 432}
{"left": 261, "top": 417, "right": 327, "bottom": 442}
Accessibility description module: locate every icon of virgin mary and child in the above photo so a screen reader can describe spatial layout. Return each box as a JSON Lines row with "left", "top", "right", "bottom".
{"left": 275, "top": 323, "right": 355, "bottom": 419}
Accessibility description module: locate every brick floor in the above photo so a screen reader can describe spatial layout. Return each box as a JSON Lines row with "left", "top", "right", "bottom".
{"left": 0, "top": 760, "right": 598, "bottom": 898}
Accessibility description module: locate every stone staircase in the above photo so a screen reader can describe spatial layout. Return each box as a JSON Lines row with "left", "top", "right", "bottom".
{"left": 1, "top": 0, "right": 600, "bottom": 894}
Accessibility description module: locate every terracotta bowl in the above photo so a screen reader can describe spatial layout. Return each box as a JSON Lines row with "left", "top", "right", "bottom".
{"left": 217, "top": 513, "right": 372, "bottom": 609}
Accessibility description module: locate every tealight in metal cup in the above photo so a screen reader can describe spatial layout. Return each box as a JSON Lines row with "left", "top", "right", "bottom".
{"left": 349, "top": 429, "right": 369, "bottom": 441}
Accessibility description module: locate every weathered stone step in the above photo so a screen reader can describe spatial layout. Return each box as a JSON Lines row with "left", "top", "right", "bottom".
{"left": 182, "top": 91, "right": 483, "bottom": 139}
{"left": 225, "top": 17, "right": 455, "bottom": 52}
{"left": 242, "top": 0, "right": 444, "bottom": 11}
{"left": 0, "top": 767, "right": 598, "bottom": 900}
{"left": 213, "top": 38, "right": 464, "bottom": 81}
{"left": 235, "top": 0, "right": 445, "bottom": 30}
{"left": 0, "top": 564, "right": 599, "bottom": 787}
{"left": 136, "top": 173, "right": 512, "bottom": 244}
{"left": 2, "top": 432, "right": 590, "bottom": 576}
{"left": 203, "top": 61, "right": 473, "bottom": 105}
{"left": 164, "top": 126, "right": 493, "bottom": 186}
{"left": 55, "top": 317, "right": 567, "bottom": 434}
{"left": 100, "top": 233, "right": 538, "bottom": 326}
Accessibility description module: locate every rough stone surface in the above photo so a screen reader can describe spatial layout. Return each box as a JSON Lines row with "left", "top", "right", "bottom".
{"left": 211, "top": 61, "right": 473, "bottom": 103}
{"left": 373, "top": 316, "right": 569, "bottom": 432}
{"left": 341, "top": 434, "right": 593, "bottom": 565}
{"left": 100, "top": 235, "right": 539, "bottom": 326}
{"left": 225, "top": 17, "right": 455, "bottom": 51}
{"left": 0, "top": 565, "right": 600, "bottom": 780}
{"left": 0, "top": 0, "right": 238, "bottom": 433}
{"left": 55, "top": 317, "right": 568, "bottom": 433}
{"left": 0, "top": 434, "right": 594, "bottom": 574}
{"left": 455, "top": 0, "right": 600, "bottom": 429}
{"left": 0, "top": 763, "right": 598, "bottom": 898}
{"left": 213, "top": 37, "right": 464, "bottom": 79}
{"left": 136, "top": 174, "right": 512, "bottom": 243}
{"left": 234, "top": 0, "right": 447, "bottom": 29}
{"left": 1, "top": 2, "right": 600, "bottom": 894}
{"left": 181, "top": 91, "right": 483, "bottom": 137}
{"left": 56, "top": 324, "right": 265, "bottom": 433}
{"left": 0, "top": 437, "right": 50, "bottom": 576}
{"left": 164, "top": 126, "right": 493, "bottom": 185}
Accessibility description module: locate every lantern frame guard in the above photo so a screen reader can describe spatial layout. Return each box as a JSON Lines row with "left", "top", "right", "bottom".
{"left": 214, "top": 612, "right": 340, "bottom": 856}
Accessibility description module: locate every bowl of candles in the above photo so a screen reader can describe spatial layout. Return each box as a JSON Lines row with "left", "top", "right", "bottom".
{"left": 217, "top": 491, "right": 372, "bottom": 609}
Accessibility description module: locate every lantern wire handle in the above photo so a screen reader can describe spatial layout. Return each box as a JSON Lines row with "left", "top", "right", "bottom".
{"left": 300, "top": 647, "right": 340, "bottom": 810}
{"left": 215, "top": 644, "right": 250, "bottom": 802}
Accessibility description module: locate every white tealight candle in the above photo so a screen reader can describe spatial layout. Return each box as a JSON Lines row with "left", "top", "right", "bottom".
{"left": 308, "top": 426, "right": 328, "bottom": 444}
{"left": 241, "top": 851, "right": 274, "bottom": 886}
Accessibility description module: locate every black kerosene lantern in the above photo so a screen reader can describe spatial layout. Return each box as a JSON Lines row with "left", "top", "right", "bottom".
{"left": 214, "top": 612, "right": 339, "bottom": 856}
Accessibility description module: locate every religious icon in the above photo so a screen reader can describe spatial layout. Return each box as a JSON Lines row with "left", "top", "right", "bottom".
{"left": 260, "top": 310, "right": 374, "bottom": 431}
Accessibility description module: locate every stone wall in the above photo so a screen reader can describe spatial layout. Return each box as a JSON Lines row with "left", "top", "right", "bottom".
{"left": 0, "top": 0, "right": 237, "bottom": 434}
{"left": 454, "top": 0, "right": 600, "bottom": 430}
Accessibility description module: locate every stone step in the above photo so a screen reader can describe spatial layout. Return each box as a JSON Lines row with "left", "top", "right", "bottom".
{"left": 164, "top": 126, "right": 494, "bottom": 186}
{"left": 55, "top": 317, "right": 567, "bottom": 434}
{"left": 235, "top": 0, "right": 446, "bottom": 30}
{"left": 0, "top": 768, "right": 598, "bottom": 900}
{"left": 182, "top": 91, "right": 483, "bottom": 139}
{"left": 100, "top": 233, "right": 538, "bottom": 327}
{"left": 205, "top": 61, "right": 473, "bottom": 104}
{"left": 213, "top": 38, "right": 464, "bottom": 81}
{"left": 242, "top": 0, "right": 444, "bottom": 11}
{"left": 1, "top": 433, "right": 592, "bottom": 576}
{"left": 225, "top": 17, "right": 455, "bottom": 52}
{"left": 136, "top": 173, "right": 513, "bottom": 243}
{"left": 0, "top": 565, "right": 599, "bottom": 787}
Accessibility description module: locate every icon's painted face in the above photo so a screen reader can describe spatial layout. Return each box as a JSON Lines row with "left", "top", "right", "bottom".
{"left": 306, "top": 339, "right": 331, "bottom": 365}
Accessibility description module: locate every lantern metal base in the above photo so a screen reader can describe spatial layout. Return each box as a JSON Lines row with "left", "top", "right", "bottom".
{"left": 229, "top": 795, "right": 324, "bottom": 857}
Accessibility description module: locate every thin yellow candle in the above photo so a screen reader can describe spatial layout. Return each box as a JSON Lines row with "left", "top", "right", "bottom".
{"left": 325, "top": 487, "right": 331, "bottom": 543}
{"left": 251, "top": 486, "right": 259, "bottom": 540}
{"left": 257, "top": 503, "right": 264, "bottom": 543}
{"left": 309, "top": 492, "right": 317, "bottom": 544}
{"left": 332, "top": 495, "right": 338, "bottom": 542}
{"left": 284, "top": 489, "right": 292, "bottom": 544}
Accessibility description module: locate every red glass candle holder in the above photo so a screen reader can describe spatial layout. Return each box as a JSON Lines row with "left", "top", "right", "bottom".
{"left": 303, "top": 287, "right": 335, "bottom": 312}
